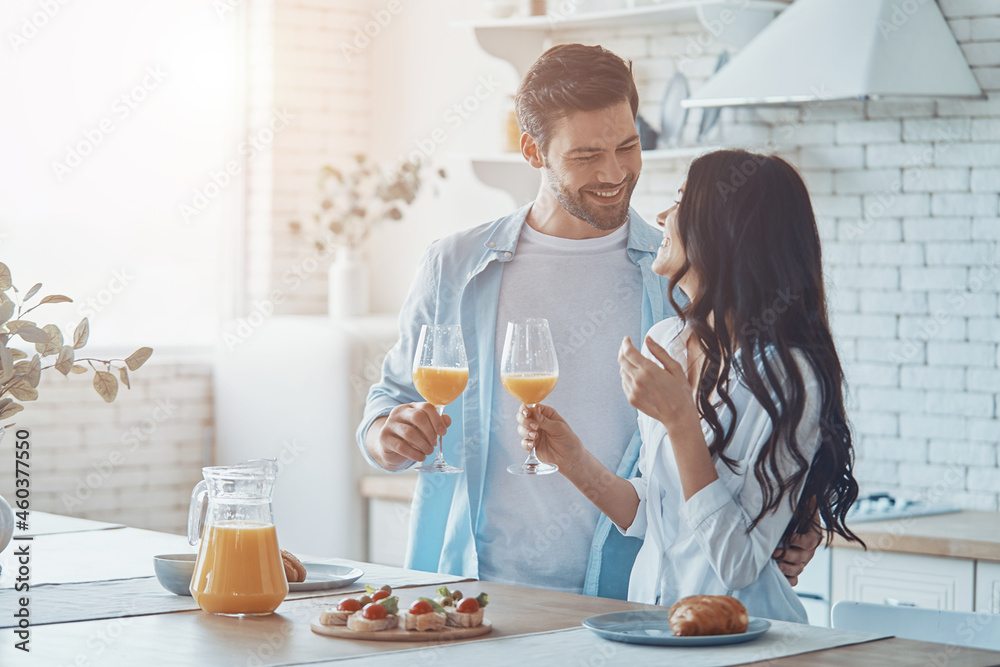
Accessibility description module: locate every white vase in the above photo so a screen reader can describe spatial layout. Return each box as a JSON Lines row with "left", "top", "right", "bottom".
{"left": 328, "top": 246, "right": 369, "bottom": 318}
{"left": 0, "top": 429, "right": 12, "bottom": 555}
{"left": 0, "top": 495, "right": 11, "bottom": 555}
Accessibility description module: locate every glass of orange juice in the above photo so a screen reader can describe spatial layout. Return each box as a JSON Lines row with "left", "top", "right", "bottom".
{"left": 501, "top": 318, "right": 559, "bottom": 475}
{"left": 412, "top": 324, "right": 468, "bottom": 474}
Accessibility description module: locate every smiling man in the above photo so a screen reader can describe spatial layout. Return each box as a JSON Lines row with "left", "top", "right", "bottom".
{"left": 357, "top": 44, "right": 817, "bottom": 598}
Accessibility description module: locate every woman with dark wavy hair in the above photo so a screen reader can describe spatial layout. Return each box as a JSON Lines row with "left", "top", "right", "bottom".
{"left": 516, "top": 149, "right": 862, "bottom": 622}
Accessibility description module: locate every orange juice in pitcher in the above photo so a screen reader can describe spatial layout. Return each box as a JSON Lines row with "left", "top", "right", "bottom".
{"left": 188, "top": 460, "right": 288, "bottom": 615}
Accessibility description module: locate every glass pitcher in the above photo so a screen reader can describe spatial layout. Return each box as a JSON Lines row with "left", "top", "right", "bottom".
{"left": 187, "top": 459, "right": 288, "bottom": 615}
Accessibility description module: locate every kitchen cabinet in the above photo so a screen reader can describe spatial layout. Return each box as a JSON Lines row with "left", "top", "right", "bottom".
{"left": 361, "top": 474, "right": 417, "bottom": 567}
{"left": 832, "top": 549, "right": 975, "bottom": 612}
{"left": 829, "top": 511, "right": 1000, "bottom": 616}
{"left": 976, "top": 561, "right": 1000, "bottom": 614}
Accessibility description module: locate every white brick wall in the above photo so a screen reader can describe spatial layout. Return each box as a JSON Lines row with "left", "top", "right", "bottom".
{"left": 544, "top": 5, "right": 1000, "bottom": 511}
{"left": 0, "top": 360, "right": 212, "bottom": 534}
{"left": 244, "top": 0, "right": 376, "bottom": 317}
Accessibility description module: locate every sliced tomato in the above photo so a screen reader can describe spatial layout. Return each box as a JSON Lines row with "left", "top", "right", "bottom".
{"left": 456, "top": 597, "right": 479, "bottom": 614}
{"left": 361, "top": 602, "right": 388, "bottom": 620}
{"left": 371, "top": 590, "right": 390, "bottom": 602}
{"left": 337, "top": 598, "right": 362, "bottom": 613}
{"left": 408, "top": 599, "right": 434, "bottom": 616}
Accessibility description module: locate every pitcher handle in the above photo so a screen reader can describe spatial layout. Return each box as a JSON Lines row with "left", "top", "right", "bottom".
{"left": 187, "top": 480, "right": 208, "bottom": 546}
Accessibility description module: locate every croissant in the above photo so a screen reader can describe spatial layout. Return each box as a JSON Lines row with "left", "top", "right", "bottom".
{"left": 281, "top": 549, "right": 307, "bottom": 583}
{"left": 668, "top": 595, "right": 749, "bottom": 636}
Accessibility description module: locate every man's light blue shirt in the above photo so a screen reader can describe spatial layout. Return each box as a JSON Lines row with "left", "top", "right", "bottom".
{"left": 356, "top": 203, "right": 675, "bottom": 599}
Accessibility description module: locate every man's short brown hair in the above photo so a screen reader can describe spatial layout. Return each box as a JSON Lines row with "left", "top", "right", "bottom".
{"left": 514, "top": 43, "right": 639, "bottom": 155}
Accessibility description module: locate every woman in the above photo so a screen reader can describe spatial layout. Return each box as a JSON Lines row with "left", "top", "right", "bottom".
{"left": 516, "top": 149, "right": 862, "bottom": 623}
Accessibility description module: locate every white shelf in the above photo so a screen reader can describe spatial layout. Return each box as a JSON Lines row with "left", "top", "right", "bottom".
{"left": 466, "top": 147, "right": 719, "bottom": 205}
{"left": 453, "top": 1, "right": 789, "bottom": 33}
{"left": 454, "top": 1, "right": 789, "bottom": 202}
{"left": 454, "top": 1, "right": 789, "bottom": 77}
{"left": 467, "top": 145, "right": 720, "bottom": 165}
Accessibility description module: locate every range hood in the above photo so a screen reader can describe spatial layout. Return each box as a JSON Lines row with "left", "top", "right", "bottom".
{"left": 684, "top": 0, "right": 984, "bottom": 108}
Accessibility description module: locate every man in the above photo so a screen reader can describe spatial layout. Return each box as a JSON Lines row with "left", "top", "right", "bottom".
{"left": 358, "top": 44, "right": 818, "bottom": 598}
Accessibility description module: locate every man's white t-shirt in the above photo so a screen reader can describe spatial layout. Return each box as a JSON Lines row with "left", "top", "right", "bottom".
{"left": 475, "top": 221, "right": 644, "bottom": 593}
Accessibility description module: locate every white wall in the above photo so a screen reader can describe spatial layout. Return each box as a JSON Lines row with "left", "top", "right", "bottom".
{"left": 0, "top": 0, "right": 242, "bottom": 349}
{"left": 365, "top": 0, "right": 519, "bottom": 313}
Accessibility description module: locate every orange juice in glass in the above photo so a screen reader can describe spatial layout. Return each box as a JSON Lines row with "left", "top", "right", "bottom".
{"left": 412, "top": 324, "right": 468, "bottom": 474}
{"left": 501, "top": 318, "right": 559, "bottom": 475}
{"left": 501, "top": 372, "right": 558, "bottom": 406}
{"left": 187, "top": 459, "right": 288, "bottom": 615}
{"left": 413, "top": 366, "right": 469, "bottom": 407}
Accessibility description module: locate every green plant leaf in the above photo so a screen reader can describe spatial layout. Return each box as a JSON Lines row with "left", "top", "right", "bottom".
{"left": 0, "top": 300, "right": 13, "bottom": 326}
{"left": 14, "top": 324, "right": 48, "bottom": 343}
{"left": 70, "top": 364, "right": 87, "bottom": 375}
{"left": 25, "top": 355, "right": 40, "bottom": 388}
{"left": 0, "top": 345, "right": 11, "bottom": 382}
{"left": 38, "top": 295, "right": 72, "bottom": 305}
{"left": 118, "top": 365, "right": 130, "bottom": 389}
{"left": 55, "top": 345, "right": 74, "bottom": 376}
{"left": 125, "top": 347, "right": 153, "bottom": 371}
{"left": 0, "top": 399, "right": 23, "bottom": 420}
{"left": 8, "top": 379, "right": 37, "bottom": 402}
{"left": 0, "top": 264, "right": 10, "bottom": 291}
{"left": 24, "top": 283, "right": 42, "bottom": 301}
{"left": 9, "top": 348, "right": 25, "bottom": 362}
{"left": 35, "top": 324, "right": 63, "bottom": 357}
{"left": 93, "top": 371, "right": 118, "bottom": 403}
{"left": 73, "top": 318, "right": 89, "bottom": 350}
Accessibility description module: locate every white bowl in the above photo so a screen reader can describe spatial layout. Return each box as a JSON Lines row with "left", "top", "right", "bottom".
{"left": 153, "top": 554, "right": 196, "bottom": 596}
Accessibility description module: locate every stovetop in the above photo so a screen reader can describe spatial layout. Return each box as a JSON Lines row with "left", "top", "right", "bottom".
{"left": 846, "top": 493, "right": 962, "bottom": 523}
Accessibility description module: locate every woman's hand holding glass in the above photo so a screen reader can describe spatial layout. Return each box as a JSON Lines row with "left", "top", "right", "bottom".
{"left": 515, "top": 404, "right": 585, "bottom": 473}
{"left": 501, "top": 318, "right": 560, "bottom": 475}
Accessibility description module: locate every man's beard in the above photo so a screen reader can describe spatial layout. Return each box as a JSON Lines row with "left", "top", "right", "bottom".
{"left": 543, "top": 166, "right": 637, "bottom": 231}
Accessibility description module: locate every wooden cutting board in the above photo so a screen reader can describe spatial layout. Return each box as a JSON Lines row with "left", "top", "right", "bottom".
{"left": 310, "top": 617, "right": 492, "bottom": 642}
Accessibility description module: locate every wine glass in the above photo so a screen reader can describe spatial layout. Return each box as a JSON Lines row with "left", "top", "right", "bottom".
{"left": 500, "top": 318, "right": 559, "bottom": 475}
{"left": 412, "top": 324, "right": 468, "bottom": 474}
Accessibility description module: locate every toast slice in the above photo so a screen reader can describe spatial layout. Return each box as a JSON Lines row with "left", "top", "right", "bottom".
{"left": 346, "top": 612, "right": 398, "bottom": 632}
{"left": 445, "top": 608, "right": 484, "bottom": 628}
{"left": 318, "top": 609, "right": 351, "bottom": 626}
{"left": 402, "top": 610, "right": 447, "bottom": 631}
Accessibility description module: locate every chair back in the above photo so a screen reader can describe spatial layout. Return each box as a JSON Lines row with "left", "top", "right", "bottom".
{"left": 831, "top": 601, "right": 1000, "bottom": 651}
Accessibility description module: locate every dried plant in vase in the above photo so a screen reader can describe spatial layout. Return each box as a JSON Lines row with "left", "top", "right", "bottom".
{"left": 0, "top": 262, "right": 153, "bottom": 426}
{"left": 288, "top": 153, "right": 445, "bottom": 253}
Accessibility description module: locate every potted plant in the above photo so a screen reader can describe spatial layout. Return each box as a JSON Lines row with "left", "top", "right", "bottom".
{"left": 288, "top": 154, "right": 444, "bottom": 317}
{"left": 0, "top": 261, "right": 153, "bottom": 554}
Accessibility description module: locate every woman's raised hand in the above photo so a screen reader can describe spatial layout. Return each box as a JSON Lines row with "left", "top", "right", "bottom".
{"left": 618, "top": 336, "right": 699, "bottom": 430}
{"left": 515, "top": 404, "right": 584, "bottom": 471}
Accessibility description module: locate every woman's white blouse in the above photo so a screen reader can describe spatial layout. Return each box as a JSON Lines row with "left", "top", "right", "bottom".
{"left": 620, "top": 317, "right": 823, "bottom": 623}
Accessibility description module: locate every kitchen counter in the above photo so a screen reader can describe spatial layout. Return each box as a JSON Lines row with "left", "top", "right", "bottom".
{"left": 359, "top": 473, "right": 418, "bottom": 502}
{"left": 832, "top": 510, "right": 1000, "bottom": 562}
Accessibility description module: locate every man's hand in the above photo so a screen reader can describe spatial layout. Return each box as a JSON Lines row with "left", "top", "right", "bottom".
{"left": 365, "top": 403, "right": 451, "bottom": 471}
{"left": 772, "top": 521, "right": 823, "bottom": 586}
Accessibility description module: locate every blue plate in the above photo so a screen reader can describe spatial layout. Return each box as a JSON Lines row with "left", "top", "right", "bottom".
{"left": 288, "top": 564, "right": 364, "bottom": 592}
{"left": 582, "top": 610, "right": 770, "bottom": 646}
